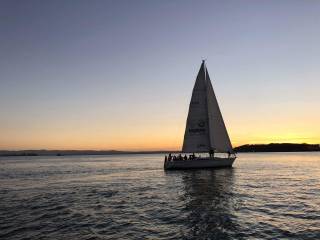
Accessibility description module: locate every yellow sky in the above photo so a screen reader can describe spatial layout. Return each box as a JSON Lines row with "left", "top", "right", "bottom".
{"left": 1, "top": 107, "right": 319, "bottom": 150}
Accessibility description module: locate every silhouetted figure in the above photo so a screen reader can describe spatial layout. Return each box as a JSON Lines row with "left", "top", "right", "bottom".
{"left": 209, "top": 149, "right": 214, "bottom": 158}
{"left": 178, "top": 154, "right": 182, "bottom": 160}
{"left": 165, "top": 155, "right": 168, "bottom": 162}
{"left": 168, "top": 153, "right": 172, "bottom": 161}
{"left": 184, "top": 154, "right": 187, "bottom": 160}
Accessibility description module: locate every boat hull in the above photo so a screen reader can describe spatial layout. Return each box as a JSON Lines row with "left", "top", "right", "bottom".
{"left": 164, "top": 157, "right": 236, "bottom": 170}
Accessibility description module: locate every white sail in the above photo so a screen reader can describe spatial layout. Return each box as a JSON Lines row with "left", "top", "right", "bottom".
{"left": 182, "top": 62, "right": 210, "bottom": 153}
{"left": 206, "top": 69, "right": 234, "bottom": 153}
{"left": 182, "top": 61, "right": 233, "bottom": 153}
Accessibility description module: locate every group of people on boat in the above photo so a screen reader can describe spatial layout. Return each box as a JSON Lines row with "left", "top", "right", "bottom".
{"left": 165, "top": 153, "right": 196, "bottom": 162}
{"left": 165, "top": 150, "right": 233, "bottom": 162}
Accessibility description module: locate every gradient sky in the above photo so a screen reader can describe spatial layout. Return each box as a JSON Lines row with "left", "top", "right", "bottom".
{"left": 1, "top": 0, "right": 320, "bottom": 150}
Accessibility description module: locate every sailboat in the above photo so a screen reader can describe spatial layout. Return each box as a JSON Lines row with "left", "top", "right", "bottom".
{"left": 164, "top": 60, "right": 236, "bottom": 170}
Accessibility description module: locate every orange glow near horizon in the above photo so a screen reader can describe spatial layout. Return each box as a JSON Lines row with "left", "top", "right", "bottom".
{"left": 1, "top": 134, "right": 319, "bottom": 151}
{"left": 1, "top": 95, "right": 320, "bottom": 151}
{"left": 1, "top": 116, "right": 319, "bottom": 150}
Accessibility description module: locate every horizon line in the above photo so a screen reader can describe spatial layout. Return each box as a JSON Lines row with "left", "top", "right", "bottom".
{"left": 1, "top": 142, "right": 319, "bottom": 152}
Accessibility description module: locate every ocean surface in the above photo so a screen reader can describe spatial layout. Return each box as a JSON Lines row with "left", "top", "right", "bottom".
{"left": 0, "top": 152, "right": 319, "bottom": 240}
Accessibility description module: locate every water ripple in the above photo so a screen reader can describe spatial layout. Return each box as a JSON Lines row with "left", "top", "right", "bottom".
{"left": 0, "top": 153, "right": 320, "bottom": 239}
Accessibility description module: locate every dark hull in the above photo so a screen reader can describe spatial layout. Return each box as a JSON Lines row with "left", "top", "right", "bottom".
{"left": 164, "top": 157, "right": 236, "bottom": 170}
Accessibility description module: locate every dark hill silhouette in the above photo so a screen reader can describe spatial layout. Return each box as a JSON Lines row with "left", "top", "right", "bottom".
{"left": 234, "top": 143, "right": 320, "bottom": 152}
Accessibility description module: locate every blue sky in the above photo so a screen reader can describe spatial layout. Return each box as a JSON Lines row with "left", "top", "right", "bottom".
{"left": 1, "top": 0, "right": 319, "bottom": 150}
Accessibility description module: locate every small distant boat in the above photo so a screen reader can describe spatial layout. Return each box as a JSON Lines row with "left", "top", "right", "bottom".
{"left": 164, "top": 61, "right": 236, "bottom": 170}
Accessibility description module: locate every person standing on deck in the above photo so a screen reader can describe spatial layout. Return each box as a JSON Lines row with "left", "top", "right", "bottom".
{"left": 209, "top": 149, "right": 214, "bottom": 158}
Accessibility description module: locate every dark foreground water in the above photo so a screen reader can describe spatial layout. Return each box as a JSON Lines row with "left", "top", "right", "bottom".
{"left": 0, "top": 153, "right": 319, "bottom": 240}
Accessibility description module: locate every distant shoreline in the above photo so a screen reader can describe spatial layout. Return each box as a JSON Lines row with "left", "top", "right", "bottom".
{"left": 0, "top": 150, "right": 177, "bottom": 157}
{"left": 0, "top": 143, "right": 319, "bottom": 157}
{"left": 234, "top": 143, "right": 320, "bottom": 153}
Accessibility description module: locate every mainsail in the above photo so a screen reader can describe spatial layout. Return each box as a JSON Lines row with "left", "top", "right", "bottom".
{"left": 182, "top": 61, "right": 233, "bottom": 153}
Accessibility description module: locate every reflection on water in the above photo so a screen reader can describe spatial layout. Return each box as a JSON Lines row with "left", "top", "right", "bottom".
{"left": 0, "top": 153, "right": 320, "bottom": 240}
{"left": 179, "top": 169, "right": 239, "bottom": 239}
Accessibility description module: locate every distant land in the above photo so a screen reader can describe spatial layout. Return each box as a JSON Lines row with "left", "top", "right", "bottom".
{"left": 0, "top": 150, "right": 176, "bottom": 157}
{"left": 234, "top": 143, "right": 320, "bottom": 152}
{"left": 0, "top": 143, "right": 319, "bottom": 156}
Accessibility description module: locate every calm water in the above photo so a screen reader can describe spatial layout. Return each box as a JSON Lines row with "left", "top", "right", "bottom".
{"left": 0, "top": 153, "right": 319, "bottom": 240}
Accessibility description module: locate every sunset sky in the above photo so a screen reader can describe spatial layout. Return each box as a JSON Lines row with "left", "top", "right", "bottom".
{"left": 1, "top": 0, "right": 320, "bottom": 150}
